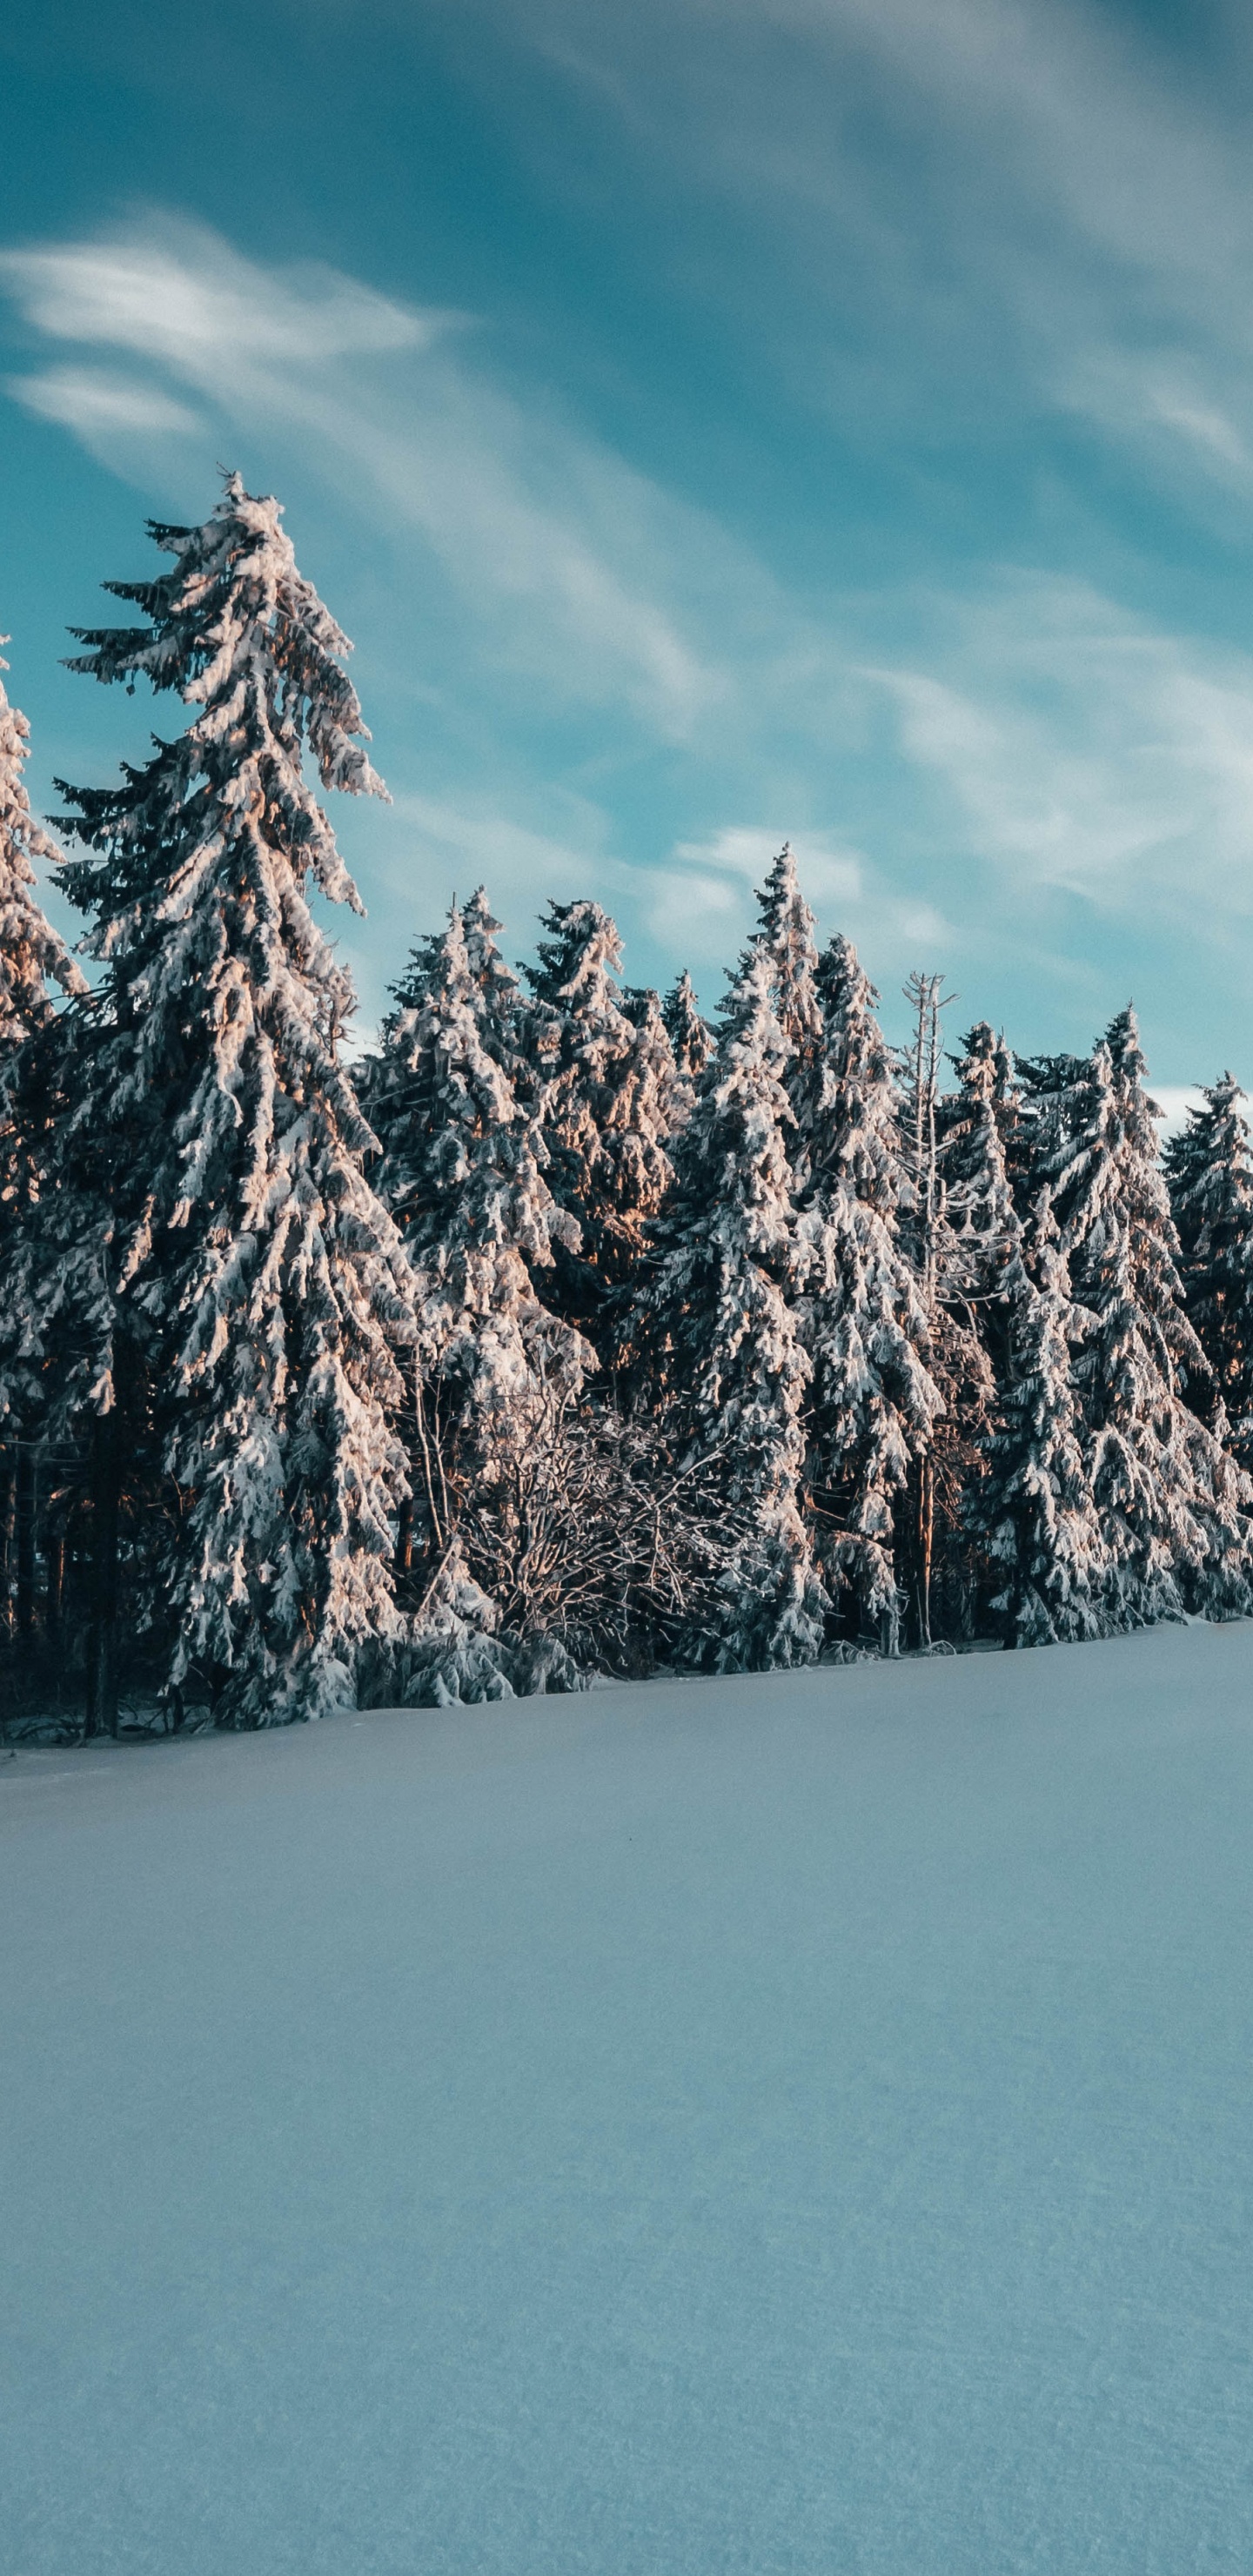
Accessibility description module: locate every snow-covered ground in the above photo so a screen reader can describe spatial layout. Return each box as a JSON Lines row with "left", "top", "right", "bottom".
{"left": 3, "top": 1627, "right": 1253, "bottom": 2575}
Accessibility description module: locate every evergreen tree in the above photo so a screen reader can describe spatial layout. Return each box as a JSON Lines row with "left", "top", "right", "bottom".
{"left": 955, "top": 1030, "right": 1108, "bottom": 1649}
{"left": 642, "top": 945, "right": 825, "bottom": 1670}
{"left": 0, "top": 643, "right": 88, "bottom": 1291}
{"left": 941, "top": 1025, "right": 1023, "bottom": 1311}
{"left": 749, "top": 842, "right": 822, "bottom": 1077}
{"left": 932, "top": 1023, "right": 1029, "bottom": 1631}
{"left": 600, "top": 983, "right": 681, "bottom": 1266}
{"left": 976, "top": 1195, "right": 1110, "bottom": 1646}
{"left": 463, "top": 883, "right": 527, "bottom": 1039}
{"left": 1042, "top": 1011, "right": 1250, "bottom": 1627}
{"left": 1164, "top": 1076, "right": 1253, "bottom": 1471}
{"left": 37, "top": 473, "right": 418, "bottom": 1727}
{"left": 365, "top": 894, "right": 592, "bottom": 1569}
{"left": 0, "top": 645, "right": 84, "bottom": 1050}
{"left": 893, "top": 971, "right": 998, "bottom": 1642}
{"left": 526, "top": 899, "right": 676, "bottom": 1349}
{"left": 0, "top": 645, "right": 87, "bottom": 1646}
{"left": 660, "top": 969, "right": 711, "bottom": 1089}
{"left": 794, "top": 935, "right": 939, "bottom": 1653}
{"left": 1012, "top": 1050, "right": 1088, "bottom": 1217}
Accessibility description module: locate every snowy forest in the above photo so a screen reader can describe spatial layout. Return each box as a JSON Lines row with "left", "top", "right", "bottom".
{"left": 2, "top": 474, "right": 1252, "bottom": 1736}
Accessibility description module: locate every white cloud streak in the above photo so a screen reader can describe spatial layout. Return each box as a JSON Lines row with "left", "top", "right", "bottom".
{"left": 867, "top": 574, "right": 1253, "bottom": 922}
{"left": 10, "top": 365, "right": 200, "bottom": 437}
{"left": 1, "top": 233, "right": 436, "bottom": 366}
{"left": 633, "top": 824, "right": 953, "bottom": 976}
{"left": 482, "top": 0, "right": 1253, "bottom": 508}
{"left": 6, "top": 195, "right": 1253, "bottom": 1007}
{"left": 0, "top": 218, "right": 724, "bottom": 738}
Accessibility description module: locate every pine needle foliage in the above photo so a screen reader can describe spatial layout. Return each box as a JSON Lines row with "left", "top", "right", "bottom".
{"left": 44, "top": 474, "right": 417, "bottom": 1725}
{"left": 1164, "top": 1074, "right": 1253, "bottom": 1471}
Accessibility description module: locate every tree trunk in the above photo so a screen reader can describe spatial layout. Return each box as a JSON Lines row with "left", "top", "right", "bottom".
{"left": 44, "top": 1528, "right": 64, "bottom": 1638}
{"left": 0, "top": 1453, "right": 13, "bottom": 1644}
{"left": 16, "top": 1447, "right": 37, "bottom": 1637}
{"left": 908, "top": 1452, "right": 935, "bottom": 1650}
{"left": 394, "top": 1490, "right": 413, "bottom": 1581}
{"left": 918, "top": 1453, "right": 935, "bottom": 1648}
{"left": 84, "top": 1411, "right": 121, "bottom": 1740}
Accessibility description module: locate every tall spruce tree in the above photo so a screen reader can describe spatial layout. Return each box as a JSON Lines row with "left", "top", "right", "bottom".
{"left": 794, "top": 934, "right": 939, "bottom": 1653}
{"left": 661, "top": 969, "right": 711, "bottom": 1089}
{"left": 932, "top": 1023, "right": 1029, "bottom": 1631}
{"left": 1041, "top": 1011, "right": 1250, "bottom": 1627}
{"left": 526, "top": 899, "right": 677, "bottom": 1352}
{"left": 961, "top": 1029, "right": 1110, "bottom": 1647}
{"left": 742, "top": 844, "right": 825, "bottom": 1167}
{"left": 39, "top": 474, "right": 418, "bottom": 1727}
{"left": 976, "top": 1195, "right": 1110, "bottom": 1646}
{"left": 750, "top": 843, "right": 822, "bottom": 1076}
{"left": 1012, "top": 1050, "right": 1088, "bottom": 1218}
{"left": 642, "top": 944, "right": 825, "bottom": 1670}
{"left": 893, "top": 972, "right": 999, "bottom": 1642}
{"left": 0, "top": 643, "right": 87, "bottom": 1264}
{"left": 1164, "top": 1076, "right": 1253, "bottom": 1470}
{"left": 365, "top": 893, "right": 592, "bottom": 1571}
{"left": 941, "top": 1026, "right": 1023, "bottom": 1313}
{"left": 0, "top": 645, "right": 87, "bottom": 1644}
{"left": 0, "top": 646, "right": 85, "bottom": 1051}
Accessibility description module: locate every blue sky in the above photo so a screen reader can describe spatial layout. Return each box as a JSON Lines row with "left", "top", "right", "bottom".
{"left": 3, "top": 0, "right": 1253, "bottom": 1097}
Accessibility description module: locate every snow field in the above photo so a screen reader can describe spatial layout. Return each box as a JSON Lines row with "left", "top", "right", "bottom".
{"left": 3, "top": 1620, "right": 1253, "bottom": 2573}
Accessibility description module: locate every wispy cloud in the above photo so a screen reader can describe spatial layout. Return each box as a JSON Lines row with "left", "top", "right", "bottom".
{"left": 1, "top": 229, "right": 436, "bottom": 369}
{"left": 868, "top": 574, "right": 1253, "bottom": 922}
{"left": 477, "top": 0, "right": 1253, "bottom": 516}
{"left": 632, "top": 824, "right": 953, "bottom": 980}
{"left": 7, "top": 188, "right": 1253, "bottom": 1037}
{"left": 0, "top": 217, "right": 725, "bottom": 738}
{"left": 381, "top": 790, "right": 618, "bottom": 924}
{"left": 10, "top": 365, "right": 200, "bottom": 439}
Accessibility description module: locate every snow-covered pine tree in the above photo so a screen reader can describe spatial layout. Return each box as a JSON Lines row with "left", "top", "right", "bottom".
{"left": 794, "top": 934, "right": 939, "bottom": 1654}
{"left": 941, "top": 1025, "right": 1022, "bottom": 1302}
{"left": 749, "top": 842, "right": 822, "bottom": 1076}
{"left": 526, "top": 900, "right": 677, "bottom": 1353}
{"left": 892, "top": 970, "right": 999, "bottom": 1643}
{"left": 975, "top": 1193, "right": 1110, "bottom": 1646}
{"left": 1011, "top": 1049, "right": 1088, "bottom": 1219}
{"left": 606, "top": 982, "right": 691, "bottom": 1377}
{"left": 641, "top": 943, "right": 825, "bottom": 1670}
{"left": 47, "top": 473, "right": 418, "bottom": 1728}
{"left": 0, "top": 645, "right": 88, "bottom": 1641}
{"left": 606, "top": 983, "right": 683, "bottom": 1252}
{"left": 0, "top": 645, "right": 85, "bottom": 1053}
{"left": 364, "top": 893, "right": 592, "bottom": 1563}
{"left": 930, "top": 1023, "right": 1030, "bottom": 1630}
{"left": 1042, "top": 1010, "right": 1250, "bottom": 1627}
{"left": 463, "top": 882, "right": 527, "bottom": 1037}
{"left": 1164, "top": 1076, "right": 1253, "bottom": 1471}
{"left": 661, "top": 969, "right": 711, "bottom": 1088}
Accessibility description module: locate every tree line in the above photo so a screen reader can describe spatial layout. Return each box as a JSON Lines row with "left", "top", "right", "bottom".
{"left": 1, "top": 473, "right": 1251, "bottom": 1734}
